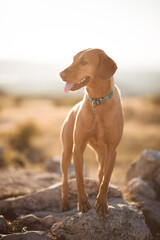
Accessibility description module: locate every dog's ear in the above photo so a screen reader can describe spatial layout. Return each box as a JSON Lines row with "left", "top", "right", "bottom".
{"left": 97, "top": 53, "right": 117, "bottom": 79}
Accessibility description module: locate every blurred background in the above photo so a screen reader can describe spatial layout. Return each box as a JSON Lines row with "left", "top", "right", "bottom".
{"left": 0, "top": 0, "right": 160, "bottom": 189}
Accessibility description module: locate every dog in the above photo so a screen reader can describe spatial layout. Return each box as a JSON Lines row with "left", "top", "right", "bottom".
{"left": 59, "top": 48, "right": 124, "bottom": 216}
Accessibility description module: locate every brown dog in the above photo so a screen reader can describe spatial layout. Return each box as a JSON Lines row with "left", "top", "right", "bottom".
{"left": 59, "top": 48, "right": 124, "bottom": 216}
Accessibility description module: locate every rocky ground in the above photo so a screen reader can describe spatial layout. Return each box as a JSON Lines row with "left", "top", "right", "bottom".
{"left": 0, "top": 168, "right": 61, "bottom": 200}
{"left": 0, "top": 149, "right": 160, "bottom": 240}
{"left": 124, "top": 149, "right": 160, "bottom": 240}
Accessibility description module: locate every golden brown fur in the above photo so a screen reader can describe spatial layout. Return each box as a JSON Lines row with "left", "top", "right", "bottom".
{"left": 59, "top": 48, "right": 124, "bottom": 216}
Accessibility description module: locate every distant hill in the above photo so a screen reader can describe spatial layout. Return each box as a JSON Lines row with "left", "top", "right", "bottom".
{"left": 0, "top": 60, "right": 160, "bottom": 96}
{"left": 116, "top": 71, "right": 160, "bottom": 96}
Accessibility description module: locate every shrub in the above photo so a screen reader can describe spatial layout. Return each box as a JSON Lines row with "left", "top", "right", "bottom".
{"left": 8, "top": 121, "right": 39, "bottom": 152}
{"left": 0, "top": 146, "right": 28, "bottom": 168}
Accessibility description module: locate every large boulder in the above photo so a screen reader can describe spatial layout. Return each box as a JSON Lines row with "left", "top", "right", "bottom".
{"left": 51, "top": 200, "right": 151, "bottom": 240}
{"left": 125, "top": 149, "right": 160, "bottom": 239}
{"left": 0, "top": 178, "right": 151, "bottom": 240}
{"left": 126, "top": 149, "right": 160, "bottom": 185}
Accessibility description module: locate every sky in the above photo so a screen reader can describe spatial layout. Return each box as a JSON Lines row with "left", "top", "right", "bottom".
{"left": 0, "top": 0, "right": 160, "bottom": 72}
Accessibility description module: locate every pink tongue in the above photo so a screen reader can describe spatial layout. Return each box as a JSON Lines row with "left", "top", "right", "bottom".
{"left": 64, "top": 82, "right": 74, "bottom": 93}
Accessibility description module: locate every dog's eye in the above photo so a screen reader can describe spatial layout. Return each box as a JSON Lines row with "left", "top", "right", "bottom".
{"left": 80, "top": 60, "right": 88, "bottom": 65}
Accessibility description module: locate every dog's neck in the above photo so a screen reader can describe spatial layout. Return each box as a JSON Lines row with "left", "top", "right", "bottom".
{"left": 86, "top": 76, "right": 115, "bottom": 99}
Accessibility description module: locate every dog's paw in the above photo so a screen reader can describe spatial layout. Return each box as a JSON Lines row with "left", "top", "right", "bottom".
{"left": 61, "top": 200, "right": 70, "bottom": 212}
{"left": 78, "top": 199, "right": 92, "bottom": 213}
{"left": 94, "top": 199, "right": 108, "bottom": 216}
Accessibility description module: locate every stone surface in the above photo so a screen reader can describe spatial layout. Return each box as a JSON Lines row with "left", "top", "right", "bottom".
{"left": 0, "top": 178, "right": 152, "bottom": 240}
{"left": 0, "top": 168, "right": 61, "bottom": 200}
{"left": 51, "top": 201, "right": 151, "bottom": 240}
{"left": 0, "top": 231, "right": 52, "bottom": 240}
{"left": 0, "top": 215, "right": 8, "bottom": 234}
{"left": 0, "top": 178, "right": 121, "bottom": 219}
{"left": 45, "top": 156, "right": 62, "bottom": 174}
{"left": 125, "top": 149, "right": 160, "bottom": 239}
{"left": 16, "top": 214, "right": 56, "bottom": 231}
{"left": 126, "top": 149, "right": 160, "bottom": 183}
{"left": 126, "top": 177, "right": 157, "bottom": 200}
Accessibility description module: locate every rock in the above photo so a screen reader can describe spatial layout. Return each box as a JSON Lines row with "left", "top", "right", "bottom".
{"left": 155, "top": 168, "right": 160, "bottom": 186}
{"left": 51, "top": 201, "right": 151, "bottom": 240}
{"left": 0, "top": 181, "right": 62, "bottom": 219}
{"left": 0, "top": 178, "right": 121, "bottom": 219}
{"left": 0, "top": 215, "right": 8, "bottom": 234}
{"left": 0, "top": 178, "right": 152, "bottom": 240}
{"left": 45, "top": 156, "right": 62, "bottom": 174}
{"left": 125, "top": 149, "right": 160, "bottom": 238}
{"left": 126, "top": 177, "right": 157, "bottom": 200}
{"left": 126, "top": 149, "right": 160, "bottom": 183}
{"left": 0, "top": 168, "right": 61, "bottom": 200}
{"left": 16, "top": 214, "right": 56, "bottom": 231}
{"left": 125, "top": 178, "right": 160, "bottom": 238}
{"left": 0, "top": 231, "right": 52, "bottom": 240}
{"left": 108, "top": 184, "right": 122, "bottom": 198}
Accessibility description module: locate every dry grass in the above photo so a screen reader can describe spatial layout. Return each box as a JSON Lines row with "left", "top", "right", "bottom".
{"left": 0, "top": 94, "right": 160, "bottom": 187}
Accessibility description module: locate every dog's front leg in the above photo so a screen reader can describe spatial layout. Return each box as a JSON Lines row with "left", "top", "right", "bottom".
{"left": 73, "top": 145, "right": 92, "bottom": 213}
{"left": 95, "top": 148, "right": 116, "bottom": 216}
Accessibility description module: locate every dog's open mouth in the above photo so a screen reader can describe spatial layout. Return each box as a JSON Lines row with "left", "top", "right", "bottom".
{"left": 64, "top": 76, "right": 90, "bottom": 93}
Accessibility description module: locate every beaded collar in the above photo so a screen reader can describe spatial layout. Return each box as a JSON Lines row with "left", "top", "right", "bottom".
{"left": 87, "top": 90, "right": 115, "bottom": 106}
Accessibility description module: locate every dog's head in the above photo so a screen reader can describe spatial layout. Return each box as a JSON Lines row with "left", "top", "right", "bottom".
{"left": 59, "top": 48, "right": 117, "bottom": 93}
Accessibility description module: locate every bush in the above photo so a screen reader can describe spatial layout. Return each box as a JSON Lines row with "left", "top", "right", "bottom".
{"left": 8, "top": 121, "right": 39, "bottom": 152}
{"left": 0, "top": 146, "right": 28, "bottom": 168}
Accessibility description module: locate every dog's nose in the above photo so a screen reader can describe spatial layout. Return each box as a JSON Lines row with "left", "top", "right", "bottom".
{"left": 59, "top": 71, "right": 65, "bottom": 79}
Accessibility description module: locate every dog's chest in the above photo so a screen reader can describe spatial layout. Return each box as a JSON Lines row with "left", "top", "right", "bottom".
{"left": 92, "top": 117, "right": 113, "bottom": 138}
{"left": 79, "top": 111, "right": 115, "bottom": 142}
{"left": 85, "top": 108, "right": 115, "bottom": 130}
{"left": 77, "top": 101, "right": 118, "bottom": 138}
